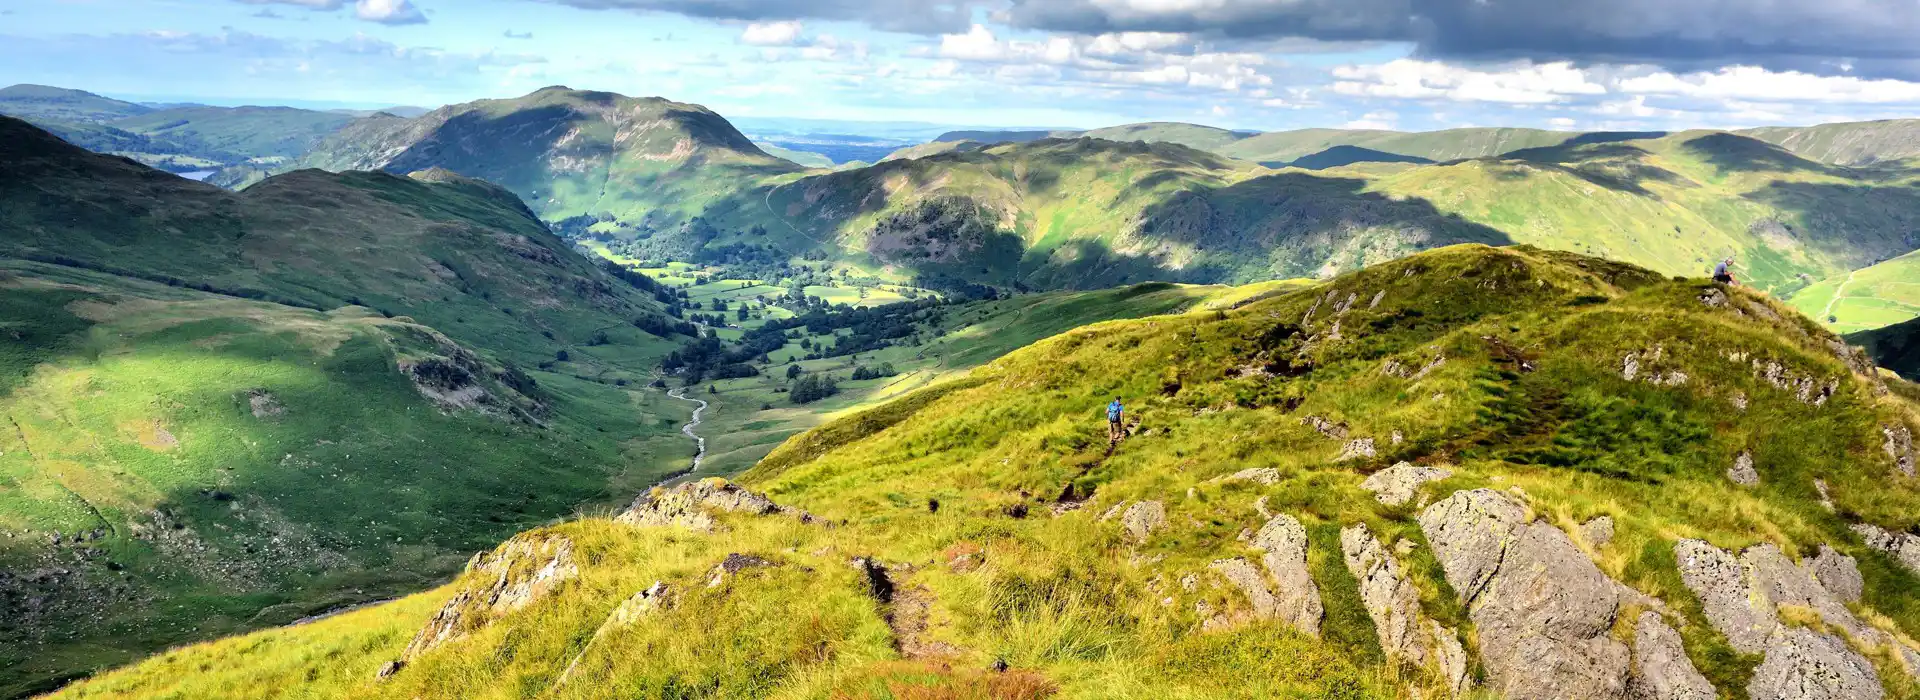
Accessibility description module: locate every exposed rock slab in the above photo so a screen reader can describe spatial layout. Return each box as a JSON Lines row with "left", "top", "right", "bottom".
{"left": 1629, "top": 611, "right": 1716, "bottom": 700}
{"left": 1340, "top": 523, "right": 1470, "bottom": 695}
{"left": 1728, "top": 451, "right": 1760, "bottom": 486}
{"left": 1747, "top": 627, "right": 1884, "bottom": 700}
{"left": 1420, "top": 490, "right": 1630, "bottom": 700}
{"left": 1886, "top": 425, "right": 1916, "bottom": 478}
{"left": 1674, "top": 539, "right": 1776, "bottom": 653}
{"left": 1219, "top": 468, "right": 1281, "bottom": 485}
{"left": 1361, "top": 463, "right": 1453, "bottom": 506}
{"left": 1581, "top": 516, "right": 1616, "bottom": 548}
{"left": 1807, "top": 545, "right": 1863, "bottom": 604}
{"left": 1853, "top": 524, "right": 1920, "bottom": 575}
{"left": 1250, "top": 513, "right": 1323, "bottom": 637}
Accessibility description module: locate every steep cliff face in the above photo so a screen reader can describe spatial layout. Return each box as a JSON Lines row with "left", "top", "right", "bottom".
{"left": 48, "top": 245, "right": 1920, "bottom": 699}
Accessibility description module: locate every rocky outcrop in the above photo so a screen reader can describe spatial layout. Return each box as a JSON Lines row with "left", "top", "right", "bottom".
{"left": 1807, "top": 545, "right": 1863, "bottom": 604}
{"left": 1676, "top": 538, "right": 1896, "bottom": 694}
{"left": 397, "top": 533, "right": 579, "bottom": 666}
{"left": 1727, "top": 451, "right": 1759, "bottom": 486}
{"left": 1674, "top": 539, "right": 1775, "bottom": 653}
{"left": 1120, "top": 501, "right": 1166, "bottom": 543}
{"left": 1852, "top": 523, "right": 1920, "bottom": 575}
{"left": 1419, "top": 490, "right": 1630, "bottom": 700}
{"left": 1340, "top": 524, "right": 1471, "bottom": 696}
{"left": 1581, "top": 516, "right": 1616, "bottom": 548}
{"left": 1250, "top": 514, "right": 1322, "bottom": 636}
{"left": 1418, "top": 488, "right": 1528, "bottom": 603}
{"left": 1885, "top": 424, "right": 1916, "bottom": 478}
{"left": 1335, "top": 438, "right": 1377, "bottom": 462}
{"left": 1360, "top": 463, "right": 1452, "bottom": 506}
{"left": 1747, "top": 627, "right": 1884, "bottom": 700}
{"left": 557, "top": 581, "right": 672, "bottom": 686}
{"left": 1629, "top": 611, "right": 1716, "bottom": 700}
{"left": 615, "top": 478, "right": 808, "bottom": 533}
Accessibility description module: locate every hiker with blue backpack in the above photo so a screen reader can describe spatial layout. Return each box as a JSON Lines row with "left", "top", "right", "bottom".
{"left": 1107, "top": 397, "right": 1125, "bottom": 444}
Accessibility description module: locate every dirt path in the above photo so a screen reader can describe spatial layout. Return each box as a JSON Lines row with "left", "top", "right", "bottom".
{"left": 666, "top": 386, "right": 710, "bottom": 473}
{"left": 1822, "top": 270, "right": 1858, "bottom": 320}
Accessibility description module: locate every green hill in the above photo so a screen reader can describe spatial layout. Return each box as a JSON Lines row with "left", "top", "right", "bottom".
{"left": 110, "top": 106, "right": 356, "bottom": 162}
{"left": 754, "top": 132, "right": 1920, "bottom": 296}
{"left": 0, "top": 116, "right": 715, "bottom": 695}
{"left": 1740, "top": 120, "right": 1920, "bottom": 167}
{"left": 0, "top": 85, "right": 151, "bottom": 123}
{"left": 47, "top": 245, "right": 1920, "bottom": 700}
{"left": 1287, "top": 145, "right": 1435, "bottom": 170}
{"left": 1217, "top": 127, "right": 1578, "bottom": 166}
{"left": 1080, "top": 122, "right": 1251, "bottom": 152}
{"left": 1789, "top": 249, "right": 1920, "bottom": 332}
{"left": 248, "top": 86, "right": 802, "bottom": 236}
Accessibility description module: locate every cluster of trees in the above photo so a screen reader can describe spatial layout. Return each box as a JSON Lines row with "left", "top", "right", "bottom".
{"left": 850, "top": 363, "right": 898, "bottom": 381}
{"left": 660, "top": 335, "right": 759, "bottom": 384}
{"left": 788, "top": 373, "right": 839, "bottom": 404}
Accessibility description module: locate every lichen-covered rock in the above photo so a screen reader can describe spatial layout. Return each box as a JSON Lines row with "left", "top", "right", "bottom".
{"left": 1120, "top": 501, "right": 1166, "bottom": 543}
{"left": 1629, "top": 611, "right": 1716, "bottom": 700}
{"left": 1744, "top": 544, "right": 1872, "bottom": 640}
{"left": 1335, "top": 438, "right": 1377, "bottom": 462}
{"left": 1747, "top": 627, "right": 1884, "bottom": 700}
{"left": 1250, "top": 513, "right": 1322, "bottom": 637}
{"left": 1340, "top": 524, "right": 1435, "bottom": 669}
{"left": 1808, "top": 545, "right": 1864, "bottom": 604}
{"left": 1209, "top": 557, "right": 1279, "bottom": 624}
{"left": 1361, "top": 463, "right": 1453, "bottom": 506}
{"left": 1674, "top": 539, "right": 1775, "bottom": 654}
{"left": 1851, "top": 523, "right": 1920, "bottom": 576}
{"left": 1470, "top": 523, "right": 1630, "bottom": 700}
{"left": 1418, "top": 489, "right": 1528, "bottom": 603}
{"left": 1341, "top": 523, "right": 1473, "bottom": 696}
{"left": 1581, "top": 516, "right": 1616, "bottom": 548}
{"left": 1219, "top": 468, "right": 1281, "bottom": 485}
{"left": 615, "top": 478, "right": 806, "bottom": 533}
{"left": 1885, "top": 425, "right": 1916, "bottom": 478}
{"left": 1727, "top": 451, "right": 1759, "bottom": 486}
{"left": 400, "top": 533, "right": 578, "bottom": 662}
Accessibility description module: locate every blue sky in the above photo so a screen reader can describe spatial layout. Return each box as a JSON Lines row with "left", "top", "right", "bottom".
{"left": 6, "top": 0, "right": 1920, "bottom": 132}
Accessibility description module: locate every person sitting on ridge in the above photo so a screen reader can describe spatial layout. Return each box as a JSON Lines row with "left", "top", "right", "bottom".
{"left": 1107, "top": 397, "right": 1125, "bottom": 443}
{"left": 1713, "top": 257, "right": 1738, "bottom": 286}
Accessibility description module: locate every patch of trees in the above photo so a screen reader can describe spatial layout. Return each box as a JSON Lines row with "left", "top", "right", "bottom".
{"left": 661, "top": 335, "right": 759, "bottom": 383}
{"left": 850, "top": 363, "right": 898, "bottom": 380}
{"left": 788, "top": 373, "right": 839, "bottom": 404}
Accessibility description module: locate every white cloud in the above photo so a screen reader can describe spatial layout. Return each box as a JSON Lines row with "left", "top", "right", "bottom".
{"left": 1618, "top": 65, "right": 1920, "bottom": 104}
{"left": 1343, "top": 111, "right": 1397, "bottom": 130}
{"left": 740, "top": 21, "right": 804, "bottom": 47}
{"left": 353, "top": 0, "right": 426, "bottom": 25}
{"left": 1333, "top": 59, "right": 1605, "bottom": 104}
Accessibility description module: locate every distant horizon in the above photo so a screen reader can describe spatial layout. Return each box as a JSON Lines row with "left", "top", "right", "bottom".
{"left": 10, "top": 80, "right": 1915, "bottom": 138}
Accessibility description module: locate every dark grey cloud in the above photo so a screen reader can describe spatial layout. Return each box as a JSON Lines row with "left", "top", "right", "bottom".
{"left": 531, "top": 0, "right": 975, "bottom": 34}
{"left": 535, "top": 0, "right": 1920, "bottom": 79}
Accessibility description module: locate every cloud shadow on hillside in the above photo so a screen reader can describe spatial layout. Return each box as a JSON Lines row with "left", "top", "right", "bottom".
{"left": 1132, "top": 172, "right": 1516, "bottom": 280}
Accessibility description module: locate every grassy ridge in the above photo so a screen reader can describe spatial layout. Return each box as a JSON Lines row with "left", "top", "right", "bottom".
{"left": 51, "top": 245, "right": 1920, "bottom": 699}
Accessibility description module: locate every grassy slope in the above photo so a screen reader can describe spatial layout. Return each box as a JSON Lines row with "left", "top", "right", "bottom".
{"left": 692, "top": 282, "right": 1312, "bottom": 475}
{"left": 0, "top": 117, "right": 704, "bottom": 695}
{"left": 760, "top": 132, "right": 1920, "bottom": 295}
{"left": 1080, "top": 123, "right": 1249, "bottom": 152}
{"left": 756, "top": 143, "right": 833, "bottom": 168}
{"left": 1740, "top": 120, "right": 1920, "bottom": 167}
{"left": 108, "top": 106, "right": 356, "bottom": 162}
{"left": 1787, "top": 249, "right": 1920, "bottom": 332}
{"left": 0, "top": 85, "right": 151, "bottom": 123}
{"left": 1217, "top": 127, "right": 1577, "bottom": 165}
{"left": 52, "top": 245, "right": 1920, "bottom": 699}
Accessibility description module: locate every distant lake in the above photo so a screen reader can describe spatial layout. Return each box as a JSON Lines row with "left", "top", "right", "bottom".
{"left": 177, "top": 170, "right": 217, "bottom": 181}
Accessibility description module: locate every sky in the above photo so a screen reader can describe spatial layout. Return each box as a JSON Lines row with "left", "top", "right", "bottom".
{"left": 5, "top": 0, "right": 1920, "bottom": 132}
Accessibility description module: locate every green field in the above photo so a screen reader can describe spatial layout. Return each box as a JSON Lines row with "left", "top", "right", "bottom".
{"left": 1788, "top": 249, "right": 1920, "bottom": 332}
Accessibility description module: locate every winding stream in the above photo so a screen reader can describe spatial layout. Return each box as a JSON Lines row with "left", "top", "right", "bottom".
{"left": 666, "top": 386, "right": 710, "bottom": 473}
